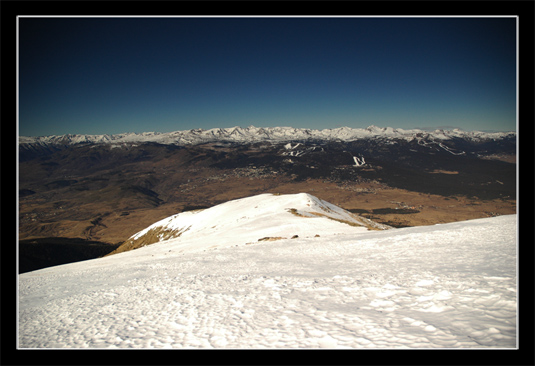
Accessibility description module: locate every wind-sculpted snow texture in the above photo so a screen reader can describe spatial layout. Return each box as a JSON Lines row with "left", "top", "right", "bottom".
{"left": 18, "top": 194, "right": 517, "bottom": 349}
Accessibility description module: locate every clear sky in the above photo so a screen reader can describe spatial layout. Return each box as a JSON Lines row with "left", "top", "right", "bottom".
{"left": 18, "top": 16, "right": 517, "bottom": 136}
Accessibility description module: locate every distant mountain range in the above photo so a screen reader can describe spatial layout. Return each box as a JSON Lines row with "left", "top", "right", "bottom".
{"left": 18, "top": 124, "right": 517, "bottom": 253}
{"left": 19, "top": 125, "right": 516, "bottom": 148}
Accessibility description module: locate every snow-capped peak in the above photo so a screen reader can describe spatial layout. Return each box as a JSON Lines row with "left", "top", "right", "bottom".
{"left": 117, "top": 193, "right": 390, "bottom": 254}
{"left": 19, "top": 125, "right": 516, "bottom": 148}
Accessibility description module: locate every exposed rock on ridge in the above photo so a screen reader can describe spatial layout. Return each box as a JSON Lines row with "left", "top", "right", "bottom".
{"left": 108, "top": 193, "right": 391, "bottom": 255}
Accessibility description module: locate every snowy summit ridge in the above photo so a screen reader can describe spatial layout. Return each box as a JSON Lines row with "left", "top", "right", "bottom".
{"left": 116, "top": 193, "right": 390, "bottom": 253}
{"left": 19, "top": 125, "right": 515, "bottom": 147}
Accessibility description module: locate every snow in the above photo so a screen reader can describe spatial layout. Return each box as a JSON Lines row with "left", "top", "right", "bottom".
{"left": 18, "top": 194, "right": 517, "bottom": 349}
{"left": 19, "top": 125, "right": 516, "bottom": 148}
{"left": 129, "top": 193, "right": 388, "bottom": 251}
{"left": 353, "top": 155, "right": 366, "bottom": 167}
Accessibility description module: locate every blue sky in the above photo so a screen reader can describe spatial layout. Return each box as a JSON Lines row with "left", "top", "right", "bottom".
{"left": 18, "top": 17, "right": 517, "bottom": 136}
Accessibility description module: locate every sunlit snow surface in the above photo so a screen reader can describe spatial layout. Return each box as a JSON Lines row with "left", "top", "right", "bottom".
{"left": 19, "top": 195, "right": 516, "bottom": 349}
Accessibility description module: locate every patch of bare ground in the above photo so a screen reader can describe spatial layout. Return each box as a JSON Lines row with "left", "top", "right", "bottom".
{"left": 428, "top": 169, "right": 459, "bottom": 174}
{"left": 480, "top": 153, "right": 516, "bottom": 163}
{"left": 257, "top": 237, "right": 286, "bottom": 242}
{"left": 107, "top": 226, "right": 191, "bottom": 255}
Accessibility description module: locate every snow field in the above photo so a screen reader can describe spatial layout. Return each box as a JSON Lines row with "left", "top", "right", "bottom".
{"left": 19, "top": 213, "right": 516, "bottom": 349}
{"left": 127, "top": 193, "right": 385, "bottom": 253}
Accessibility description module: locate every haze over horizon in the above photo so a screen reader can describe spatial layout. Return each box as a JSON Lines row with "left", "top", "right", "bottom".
{"left": 18, "top": 16, "right": 517, "bottom": 137}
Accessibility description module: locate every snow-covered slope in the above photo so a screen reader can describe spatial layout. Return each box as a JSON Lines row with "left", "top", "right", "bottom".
{"left": 19, "top": 125, "right": 516, "bottom": 148}
{"left": 18, "top": 193, "right": 517, "bottom": 349}
{"left": 118, "top": 193, "right": 390, "bottom": 253}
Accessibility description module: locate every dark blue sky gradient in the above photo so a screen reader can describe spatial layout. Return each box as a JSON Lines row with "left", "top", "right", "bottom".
{"left": 18, "top": 17, "right": 517, "bottom": 136}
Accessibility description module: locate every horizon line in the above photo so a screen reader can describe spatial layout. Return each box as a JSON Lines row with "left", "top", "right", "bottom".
{"left": 18, "top": 124, "right": 517, "bottom": 138}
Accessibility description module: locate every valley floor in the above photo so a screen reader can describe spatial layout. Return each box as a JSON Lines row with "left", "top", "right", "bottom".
{"left": 18, "top": 214, "right": 517, "bottom": 349}
{"left": 19, "top": 176, "right": 517, "bottom": 244}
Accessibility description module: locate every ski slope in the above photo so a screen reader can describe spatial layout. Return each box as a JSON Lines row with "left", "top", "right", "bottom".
{"left": 18, "top": 194, "right": 517, "bottom": 349}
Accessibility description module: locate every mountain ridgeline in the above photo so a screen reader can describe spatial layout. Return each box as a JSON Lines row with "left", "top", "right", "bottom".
{"left": 19, "top": 125, "right": 516, "bottom": 199}
{"left": 18, "top": 125, "right": 516, "bottom": 271}
{"left": 108, "top": 193, "right": 391, "bottom": 255}
{"left": 19, "top": 125, "right": 515, "bottom": 161}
